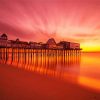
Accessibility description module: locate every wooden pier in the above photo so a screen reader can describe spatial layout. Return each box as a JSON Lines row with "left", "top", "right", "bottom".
{"left": 0, "top": 47, "right": 81, "bottom": 62}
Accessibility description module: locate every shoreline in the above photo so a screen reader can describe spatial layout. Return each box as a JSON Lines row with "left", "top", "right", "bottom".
{"left": 0, "top": 63, "right": 100, "bottom": 100}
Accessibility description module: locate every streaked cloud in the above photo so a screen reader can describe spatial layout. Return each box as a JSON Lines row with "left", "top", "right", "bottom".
{"left": 0, "top": 0, "right": 100, "bottom": 51}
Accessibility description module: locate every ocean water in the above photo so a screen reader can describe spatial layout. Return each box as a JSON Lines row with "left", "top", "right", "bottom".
{"left": 0, "top": 51, "right": 100, "bottom": 92}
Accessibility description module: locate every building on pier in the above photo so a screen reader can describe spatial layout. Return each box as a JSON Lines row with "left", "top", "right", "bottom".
{"left": 8, "top": 39, "right": 29, "bottom": 48}
{"left": 29, "top": 42, "right": 37, "bottom": 49}
{"left": 0, "top": 33, "right": 81, "bottom": 50}
{"left": 7, "top": 40, "right": 12, "bottom": 48}
{"left": 0, "top": 33, "right": 8, "bottom": 47}
{"left": 1, "top": 33, "right": 8, "bottom": 40}
{"left": 57, "top": 41, "right": 68, "bottom": 49}
{"left": 68, "top": 42, "right": 80, "bottom": 49}
{"left": 29, "top": 42, "right": 44, "bottom": 49}
{"left": 58, "top": 41, "right": 80, "bottom": 49}
{"left": 46, "top": 38, "right": 57, "bottom": 49}
{"left": 56, "top": 43, "right": 64, "bottom": 49}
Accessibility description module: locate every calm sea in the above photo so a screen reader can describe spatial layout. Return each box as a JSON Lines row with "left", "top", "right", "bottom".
{"left": 0, "top": 51, "right": 100, "bottom": 92}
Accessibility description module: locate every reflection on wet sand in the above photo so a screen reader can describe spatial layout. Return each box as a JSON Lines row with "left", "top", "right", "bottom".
{"left": 0, "top": 51, "right": 100, "bottom": 100}
{"left": 0, "top": 49, "right": 81, "bottom": 83}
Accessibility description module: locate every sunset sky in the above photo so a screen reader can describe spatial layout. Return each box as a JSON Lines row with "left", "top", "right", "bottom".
{"left": 0, "top": 0, "right": 100, "bottom": 51}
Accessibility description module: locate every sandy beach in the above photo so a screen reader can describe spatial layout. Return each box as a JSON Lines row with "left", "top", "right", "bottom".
{"left": 0, "top": 0, "right": 100, "bottom": 99}
{"left": 0, "top": 63, "right": 100, "bottom": 100}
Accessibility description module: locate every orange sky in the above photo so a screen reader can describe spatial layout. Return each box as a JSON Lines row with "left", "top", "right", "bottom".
{"left": 0, "top": 0, "right": 100, "bottom": 51}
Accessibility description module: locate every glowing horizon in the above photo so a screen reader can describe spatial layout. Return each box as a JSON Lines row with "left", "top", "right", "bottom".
{"left": 0, "top": 0, "right": 100, "bottom": 51}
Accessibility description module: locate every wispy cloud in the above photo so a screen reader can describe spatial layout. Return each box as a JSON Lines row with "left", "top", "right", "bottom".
{"left": 0, "top": 0, "right": 100, "bottom": 51}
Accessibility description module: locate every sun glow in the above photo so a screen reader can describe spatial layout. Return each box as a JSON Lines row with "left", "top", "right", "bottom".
{"left": 0, "top": 0, "right": 100, "bottom": 52}
{"left": 81, "top": 41, "right": 100, "bottom": 52}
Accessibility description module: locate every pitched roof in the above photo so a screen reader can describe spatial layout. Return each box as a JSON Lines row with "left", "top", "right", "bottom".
{"left": 46, "top": 38, "right": 56, "bottom": 45}
{"left": 1, "top": 33, "right": 7, "bottom": 37}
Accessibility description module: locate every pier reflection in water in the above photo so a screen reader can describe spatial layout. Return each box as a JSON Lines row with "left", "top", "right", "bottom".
{"left": 0, "top": 48, "right": 81, "bottom": 83}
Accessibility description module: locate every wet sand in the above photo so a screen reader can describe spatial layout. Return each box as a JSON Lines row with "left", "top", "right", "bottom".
{"left": 0, "top": 63, "right": 100, "bottom": 100}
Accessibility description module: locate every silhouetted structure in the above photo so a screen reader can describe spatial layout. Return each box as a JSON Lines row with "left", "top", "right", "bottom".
{"left": 58, "top": 41, "right": 80, "bottom": 49}
{"left": 1, "top": 33, "right": 8, "bottom": 40}
{"left": 46, "top": 38, "right": 57, "bottom": 49}
{"left": 0, "top": 33, "right": 81, "bottom": 50}
{"left": 0, "top": 33, "right": 8, "bottom": 47}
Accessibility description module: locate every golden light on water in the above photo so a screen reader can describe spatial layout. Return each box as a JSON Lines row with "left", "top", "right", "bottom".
{"left": 79, "top": 77, "right": 100, "bottom": 91}
{"left": 0, "top": 49, "right": 100, "bottom": 92}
